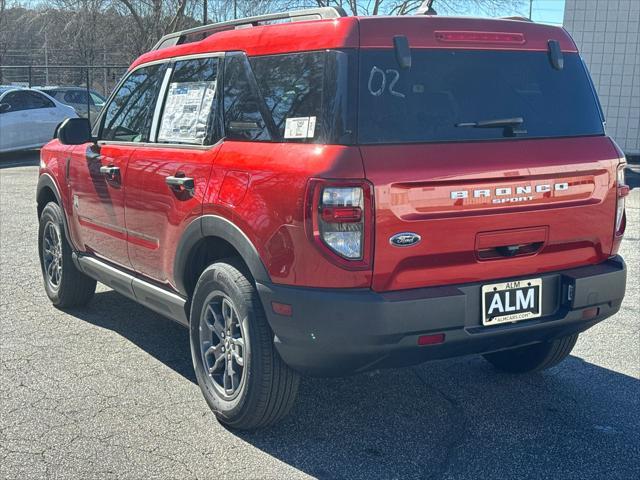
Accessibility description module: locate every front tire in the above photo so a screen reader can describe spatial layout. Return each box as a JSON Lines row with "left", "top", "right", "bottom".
{"left": 483, "top": 333, "right": 579, "bottom": 373}
{"left": 190, "top": 260, "right": 300, "bottom": 430}
{"left": 38, "top": 202, "right": 96, "bottom": 307}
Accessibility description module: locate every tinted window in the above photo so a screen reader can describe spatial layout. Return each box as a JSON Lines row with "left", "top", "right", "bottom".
{"left": 90, "top": 92, "right": 105, "bottom": 106}
{"left": 27, "top": 92, "right": 55, "bottom": 109}
{"left": 222, "top": 51, "right": 354, "bottom": 144}
{"left": 64, "top": 90, "right": 89, "bottom": 104}
{"left": 250, "top": 52, "right": 325, "bottom": 141}
{"left": 358, "top": 50, "right": 604, "bottom": 144}
{"left": 157, "top": 57, "right": 219, "bottom": 145}
{"left": 3, "top": 91, "right": 54, "bottom": 111}
{"left": 40, "top": 90, "right": 59, "bottom": 99}
{"left": 223, "top": 54, "right": 273, "bottom": 141}
{"left": 101, "top": 64, "right": 166, "bottom": 142}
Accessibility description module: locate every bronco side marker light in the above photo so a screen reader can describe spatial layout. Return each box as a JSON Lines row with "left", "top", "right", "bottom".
{"left": 418, "top": 333, "right": 445, "bottom": 346}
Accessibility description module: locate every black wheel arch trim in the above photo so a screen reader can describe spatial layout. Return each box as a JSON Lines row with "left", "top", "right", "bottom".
{"left": 174, "top": 215, "right": 272, "bottom": 296}
{"left": 36, "top": 173, "right": 75, "bottom": 250}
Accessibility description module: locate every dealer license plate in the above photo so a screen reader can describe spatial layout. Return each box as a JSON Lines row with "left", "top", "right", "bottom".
{"left": 482, "top": 278, "right": 542, "bottom": 326}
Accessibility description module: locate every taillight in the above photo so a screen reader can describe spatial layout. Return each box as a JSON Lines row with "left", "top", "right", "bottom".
{"left": 615, "top": 163, "right": 629, "bottom": 236}
{"left": 305, "top": 179, "right": 374, "bottom": 269}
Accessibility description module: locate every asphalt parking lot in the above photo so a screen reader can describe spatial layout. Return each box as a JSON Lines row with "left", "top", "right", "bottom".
{"left": 1, "top": 151, "right": 639, "bottom": 480}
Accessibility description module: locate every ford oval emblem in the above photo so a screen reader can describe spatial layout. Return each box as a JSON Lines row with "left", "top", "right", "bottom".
{"left": 390, "top": 232, "right": 422, "bottom": 247}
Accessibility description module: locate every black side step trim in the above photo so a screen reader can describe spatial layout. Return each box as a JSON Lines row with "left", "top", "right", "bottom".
{"left": 74, "top": 254, "right": 189, "bottom": 326}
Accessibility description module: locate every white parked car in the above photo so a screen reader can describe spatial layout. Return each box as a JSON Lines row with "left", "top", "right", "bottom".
{"left": 0, "top": 87, "right": 78, "bottom": 153}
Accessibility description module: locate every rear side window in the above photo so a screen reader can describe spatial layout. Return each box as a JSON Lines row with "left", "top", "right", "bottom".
{"left": 3, "top": 91, "right": 54, "bottom": 111}
{"left": 250, "top": 52, "right": 325, "bottom": 141}
{"left": 222, "top": 54, "right": 273, "bottom": 141}
{"left": 101, "top": 64, "right": 166, "bottom": 143}
{"left": 358, "top": 50, "right": 605, "bottom": 144}
{"left": 157, "top": 57, "right": 219, "bottom": 145}
{"left": 27, "top": 92, "right": 55, "bottom": 109}
{"left": 41, "top": 90, "right": 59, "bottom": 99}
{"left": 64, "top": 91, "right": 89, "bottom": 104}
{"left": 223, "top": 51, "right": 354, "bottom": 144}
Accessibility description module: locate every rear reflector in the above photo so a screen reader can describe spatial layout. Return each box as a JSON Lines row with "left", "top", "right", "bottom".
{"left": 582, "top": 307, "right": 599, "bottom": 319}
{"left": 272, "top": 302, "right": 293, "bottom": 317}
{"left": 435, "top": 31, "right": 525, "bottom": 44}
{"left": 417, "top": 333, "right": 445, "bottom": 346}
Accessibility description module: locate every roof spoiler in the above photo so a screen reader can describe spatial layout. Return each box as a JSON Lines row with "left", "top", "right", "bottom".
{"left": 152, "top": 7, "right": 348, "bottom": 51}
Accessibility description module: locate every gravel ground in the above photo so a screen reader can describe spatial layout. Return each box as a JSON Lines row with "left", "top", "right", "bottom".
{"left": 1, "top": 152, "right": 638, "bottom": 480}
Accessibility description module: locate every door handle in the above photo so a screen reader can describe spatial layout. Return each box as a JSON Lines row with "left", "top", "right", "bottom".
{"left": 166, "top": 175, "right": 195, "bottom": 194}
{"left": 100, "top": 165, "right": 120, "bottom": 181}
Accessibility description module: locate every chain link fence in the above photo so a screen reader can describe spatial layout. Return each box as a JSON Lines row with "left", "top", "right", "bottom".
{"left": 0, "top": 65, "right": 128, "bottom": 124}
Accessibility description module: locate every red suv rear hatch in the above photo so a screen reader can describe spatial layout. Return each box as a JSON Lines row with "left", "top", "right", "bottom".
{"left": 355, "top": 30, "right": 620, "bottom": 292}
{"left": 362, "top": 138, "right": 619, "bottom": 292}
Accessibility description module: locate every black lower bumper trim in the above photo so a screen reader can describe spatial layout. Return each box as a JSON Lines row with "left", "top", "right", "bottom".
{"left": 257, "top": 257, "right": 626, "bottom": 376}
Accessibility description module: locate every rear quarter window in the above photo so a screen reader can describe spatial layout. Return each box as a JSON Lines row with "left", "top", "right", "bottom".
{"left": 222, "top": 50, "right": 354, "bottom": 144}
{"left": 249, "top": 52, "right": 325, "bottom": 141}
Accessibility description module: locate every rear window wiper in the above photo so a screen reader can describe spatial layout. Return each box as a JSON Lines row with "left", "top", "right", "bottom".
{"left": 455, "top": 117, "right": 524, "bottom": 128}
{"left": 455, "top": 117, "right": 527, "bottom": 137}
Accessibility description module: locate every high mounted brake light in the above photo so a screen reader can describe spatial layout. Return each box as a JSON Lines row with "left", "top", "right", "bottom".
{"left": 305, "top": 179, "right": 374, "bottom": 269}
{"left": 434, "top": 31, "right": 525, "bottom": 44}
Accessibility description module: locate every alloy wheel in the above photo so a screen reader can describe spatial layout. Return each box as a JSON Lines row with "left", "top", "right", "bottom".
{"left": 42, "top": 221, "right": 63, "bottom": 290}
{"left": 199, "top": 292, "right": 248, "bottom": 399}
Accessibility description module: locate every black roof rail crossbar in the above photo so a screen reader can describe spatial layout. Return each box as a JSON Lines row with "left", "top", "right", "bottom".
{"left": 152, "top": 7, "right": 347, "bottom": 51}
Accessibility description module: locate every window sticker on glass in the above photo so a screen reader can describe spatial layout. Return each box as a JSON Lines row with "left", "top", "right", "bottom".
{"left": 158, "top": 81, "right": 216, "bottom": 144}
{"left": 284, "top": 116, "right": 316, "bottom": 139}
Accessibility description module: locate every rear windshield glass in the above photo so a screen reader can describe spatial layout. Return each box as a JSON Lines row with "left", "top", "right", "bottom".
{"left": 358, "top": 50, "right": 604, "bottom": 144}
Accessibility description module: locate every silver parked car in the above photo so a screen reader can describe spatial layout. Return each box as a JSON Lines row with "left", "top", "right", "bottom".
{"left": 37, "top": 86, "right": 106, "bottom": 120}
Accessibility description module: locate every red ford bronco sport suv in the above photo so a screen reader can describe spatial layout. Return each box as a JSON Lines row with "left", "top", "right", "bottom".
{"left": 37, "top": 7, "right": 628, "bottom": 429}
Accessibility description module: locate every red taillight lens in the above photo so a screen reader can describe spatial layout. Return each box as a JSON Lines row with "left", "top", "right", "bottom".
{"left": 305, "top": 179, "right": 374, "bottom": 269}
{"left": 615, "top": 163, "right": 628, "bottom": 236}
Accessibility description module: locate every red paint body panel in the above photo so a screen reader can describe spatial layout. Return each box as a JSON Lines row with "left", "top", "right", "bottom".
{"left": 131, "top": 17, "right": 360, "bottom": 69}
{"left": 357, "top": 16, "right": 577, "bottom": 51}
{"left": 206, "top": 141, "right": 371, "bottom": 288}
{"left": 360, "top": 136, "right": 619, "bottom": 292}
{"left": 124, "top": 145, "right": 221, "bottom": 288}
{"left": 67, "top": 143, "right": 133, "bottom": 268}
{"left": 130, "top": 16, "right": 575, "bottom": 71}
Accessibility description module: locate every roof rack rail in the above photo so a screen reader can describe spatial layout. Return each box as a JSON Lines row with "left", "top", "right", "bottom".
{"left": 152, "top": 7, "right": 348, "bottom": 51}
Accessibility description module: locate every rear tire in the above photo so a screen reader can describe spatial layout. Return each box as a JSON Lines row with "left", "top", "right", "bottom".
{"left": 483, "top": 333, "right": 579, "bottom": 373}
{"left": 190, "top": 259, "right": 300, "bottom": 430}
{"left": 38, "top": 202, "right": 96, "bottom": 307}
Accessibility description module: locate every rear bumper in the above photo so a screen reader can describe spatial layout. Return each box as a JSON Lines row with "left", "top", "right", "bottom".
{"left": 257, "top": 256, "right": 626, "bottom": 376}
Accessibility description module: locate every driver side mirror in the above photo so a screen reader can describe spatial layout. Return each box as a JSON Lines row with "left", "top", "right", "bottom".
{"left": 57, "top": 117, "right": 94, "bottom": 145}
{"left": 0, "top": 103, "right": 11, "bottom": 114}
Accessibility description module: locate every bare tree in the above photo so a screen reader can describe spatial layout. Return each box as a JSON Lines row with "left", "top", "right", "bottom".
{"left": 114, "top": 0, "right": 196, "bottom": 54}
{"left": 311, "top": 0, "right": 523, "bottom": 16}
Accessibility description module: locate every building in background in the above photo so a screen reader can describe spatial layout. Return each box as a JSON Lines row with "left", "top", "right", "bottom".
{"left": 564, "top": 0, "right": 639, "bottom": 156}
